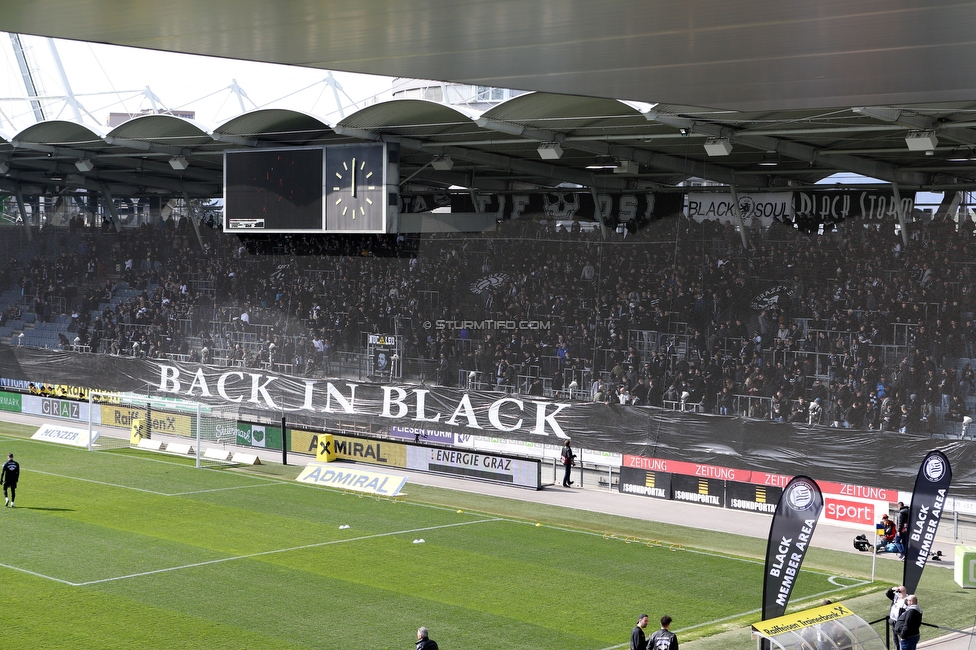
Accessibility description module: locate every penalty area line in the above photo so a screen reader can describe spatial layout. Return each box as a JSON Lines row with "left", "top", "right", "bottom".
{"left": 72, "top": 517, "right": 503, "bottom": 587}
{"left": 31, "top": 469, "right": 283, "bottom": 497}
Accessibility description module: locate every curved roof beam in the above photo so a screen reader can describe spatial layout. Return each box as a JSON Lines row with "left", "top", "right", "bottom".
{"left": 333, "top": 124, "right": 631, "bottom": 190}
{"left": 645, "top": 110, "right": 930, "bottom": 187}
{"left": 854, "top": 106, "right": 976, "bottom": 147}
{"left": 475, "top": 115, "right": 768, "bottom": 188}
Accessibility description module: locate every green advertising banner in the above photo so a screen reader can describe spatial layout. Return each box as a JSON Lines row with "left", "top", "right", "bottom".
{"left": 0, "top": 391, "right": 22, "bottom": 413}
{"left": 236, "top": 423, "right": 282, "bottom": 450}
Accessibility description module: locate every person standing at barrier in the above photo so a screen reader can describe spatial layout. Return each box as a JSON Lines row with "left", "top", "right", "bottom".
{"left": 2, "top": 453, "right": 19, "bottom": 507}
{"left": 896, "top": 502, "right": 910, "bottom": 560}
{"left": 886, "top": 585, "right": 907, "bottom": 641}
{"left": 631, "top": 614, "right": 649, "bottom": 650}
{"left": 415, "top": 626, "right": 438, "bottom": 650}
{"left": 894, "top": 595, "right": 922, "bottom": 650}
{"left": 561, "top": 438, "right": 576, "bottom": 487}
{"left": 647, "top": 615, "right": 678, "bottom": 650}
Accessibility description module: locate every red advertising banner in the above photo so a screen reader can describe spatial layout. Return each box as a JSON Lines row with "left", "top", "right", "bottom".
{"left": 623, "top": 455, "right": 895, "bottom": 500}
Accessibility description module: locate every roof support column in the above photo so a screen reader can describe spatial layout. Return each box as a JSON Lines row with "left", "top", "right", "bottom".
{"left": 891, "top": 183, "right": 910, "bottom": 249}
{"left": 98, "top": 183, "right": 122, "bottom": 233}
{"left": 183, "top": 191, "right": 206, "bottom": 251}
{"left": 14, "top": 186, "right": 32, "bottom": 242}
{"left": 590, "top": 185, "right": 609, "bottom": 238}
{"left": 728, "top": 177, "right": 749, "bottom": 250}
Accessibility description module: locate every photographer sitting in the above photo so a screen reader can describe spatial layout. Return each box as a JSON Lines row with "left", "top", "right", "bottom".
{"left": 876, "top": 514, "right": 900, "bottom": 553}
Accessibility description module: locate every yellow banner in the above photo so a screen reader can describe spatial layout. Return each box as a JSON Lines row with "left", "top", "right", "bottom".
{"left": 290, "top": 431, "right": 406, "bottom": 468}
{"left": 100, "top": 405, "right": 194, "bottom": 438}
{"left": 296, "top": 463, "right": 407, "bottom": 496}
{"left": 753, "top": 603, "right": 854, "bottom": 637}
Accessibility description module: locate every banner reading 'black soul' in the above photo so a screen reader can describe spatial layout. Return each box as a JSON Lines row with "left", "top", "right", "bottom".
{"left": 762, "top": 476, "right": 824, "bottom": 621}
{"left": 903, "top": 450, "right": 952, "bottom": 595}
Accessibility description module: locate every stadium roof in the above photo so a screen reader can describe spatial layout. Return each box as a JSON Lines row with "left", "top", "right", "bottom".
{"left": 4, "top": 95, "right": 976, "bottom": 200}
{"left": 1, "top": 1, "right": 974, "bottom": 113}
{"left": 2, "top": 2, "right": 976, "bottom": 199}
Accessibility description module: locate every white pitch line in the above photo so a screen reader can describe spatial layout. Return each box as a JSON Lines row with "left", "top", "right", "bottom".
{"left": 169, "top": 483, "right": 285, "bottom": 496}
{"left": 31, "top": 469, "right": 280, "bottom": 497}
{"left": 72, "top": 517, "right": 502, "bottom": 586}
{"left": 0, "top": 561, "right": 78, "bottom": 586}
{"left": 32, "top": 469, "right": 172, "bottom": 496}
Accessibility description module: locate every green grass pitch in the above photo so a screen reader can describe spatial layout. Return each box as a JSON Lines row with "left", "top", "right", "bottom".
{"left": 0, "top": 425, "right": 878, "bottom": 650}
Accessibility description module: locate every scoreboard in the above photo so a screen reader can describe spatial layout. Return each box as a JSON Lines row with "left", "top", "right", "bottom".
{"left": 223, "top": 143, "right": 398, "bottom": 234}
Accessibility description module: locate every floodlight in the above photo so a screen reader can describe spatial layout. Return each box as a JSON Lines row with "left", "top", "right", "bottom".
{"left": 537, "top": 142, "right": 563, "bottom": 160}
{"left": 74, "top": 158, "right": 94, "bottom": 172}
{"left": 612, "top": 160, "right": 639, "bottom": 175}
{"left": 905, "top": 130, "right": 938, "bottom": 151}
{"left": 431, "top": 154, "right": 454, "bottom": 170}
{"left": 168, "top": 155, "right": 189, "bottom": 170}
{"left": 703, "top": 138, "right": 732, "bottom": 156}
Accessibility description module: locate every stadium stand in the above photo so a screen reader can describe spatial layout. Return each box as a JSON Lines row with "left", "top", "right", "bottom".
{"left": 1, "top": 212, "right": 974, "bottom": 440}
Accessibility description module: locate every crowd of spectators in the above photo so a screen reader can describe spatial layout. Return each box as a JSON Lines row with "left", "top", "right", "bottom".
{"left": 5, "top": 209, "right": 976, "bottom": 434}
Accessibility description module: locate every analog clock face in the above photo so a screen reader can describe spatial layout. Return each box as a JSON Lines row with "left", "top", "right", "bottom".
{"left": 326, "top": 144, "right": 386, "bottom": 232}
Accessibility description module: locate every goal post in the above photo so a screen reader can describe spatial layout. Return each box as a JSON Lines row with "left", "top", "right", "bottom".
{"left": 86, "top": 391, "right": 240, "bottom": 467}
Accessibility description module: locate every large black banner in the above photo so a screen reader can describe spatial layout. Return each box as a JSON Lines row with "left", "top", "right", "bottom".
{"left": 762, "top": 476, "right": 823, "bottom": 621}
{"left": 792, "top": 189, "right": 916, "bottom": 224}
{"left": 903, "top": 450, "right": 952, "bottom": 595}
{"left": 1, "top": 345, "right": 975, "bottom": 493}
{"left": 446, "top": 191, "right": 685, "bottom": 224}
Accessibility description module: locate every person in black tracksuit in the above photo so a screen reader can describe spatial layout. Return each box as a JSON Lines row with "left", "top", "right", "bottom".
{"left": 631, "top": 614, "right": 649, "bottom": 650}
{"left": 647, "top": 615, "right": 678, "bottom": 650}
{"left": 2, "top": 453, "right": 19, "bottom": 508}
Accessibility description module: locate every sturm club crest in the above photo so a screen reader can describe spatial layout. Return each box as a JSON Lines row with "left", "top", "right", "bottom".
{"left": 922, "top": 454, "right": 947, "bottom": 482}
{"left": 785, "top": 479, "right": 817, "bottom": 512}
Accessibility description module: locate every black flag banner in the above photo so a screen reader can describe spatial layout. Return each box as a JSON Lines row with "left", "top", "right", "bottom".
{"left": 903, "top": 450, "right": 952, "bottom": 595}
{"left": 762, "top": 476, "right": 824, "bottom": 621}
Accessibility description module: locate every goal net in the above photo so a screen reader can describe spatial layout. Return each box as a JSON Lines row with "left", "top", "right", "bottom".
{"left": 86, "top": 391, "right": 240, "bottom": 468}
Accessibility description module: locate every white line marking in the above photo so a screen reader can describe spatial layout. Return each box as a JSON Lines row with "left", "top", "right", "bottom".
{"left": 32, "top": 469, "right": 172, "bottom": 496}
{"left": 30, "top": 469, "right": 280, "bottom": 498}
{"left": 169, "top": 484, "right": 284, "bottom": 496}
{"left": 0, "top": 562, "right": 77, "bottom": 585}
{"left": 0, "top": 517, "right": 501, "bottom": 587}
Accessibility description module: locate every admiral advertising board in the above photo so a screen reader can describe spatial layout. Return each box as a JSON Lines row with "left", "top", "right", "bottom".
{"left": 290, "top": 430, "right": 408, "bottom": 468}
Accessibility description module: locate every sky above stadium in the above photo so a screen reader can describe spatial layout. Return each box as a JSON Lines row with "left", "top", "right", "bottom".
{"left": 0, "top": 33, "right": 395, "bottom": 133}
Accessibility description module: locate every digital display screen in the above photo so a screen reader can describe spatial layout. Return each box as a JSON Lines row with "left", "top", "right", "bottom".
{"left": 224, "top": 148, "right": 324, "bottom": 232}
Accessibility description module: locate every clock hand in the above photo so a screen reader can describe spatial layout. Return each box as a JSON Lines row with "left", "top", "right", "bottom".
{"left": 351, "top": 158, "right": 356, "bottom": 199}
